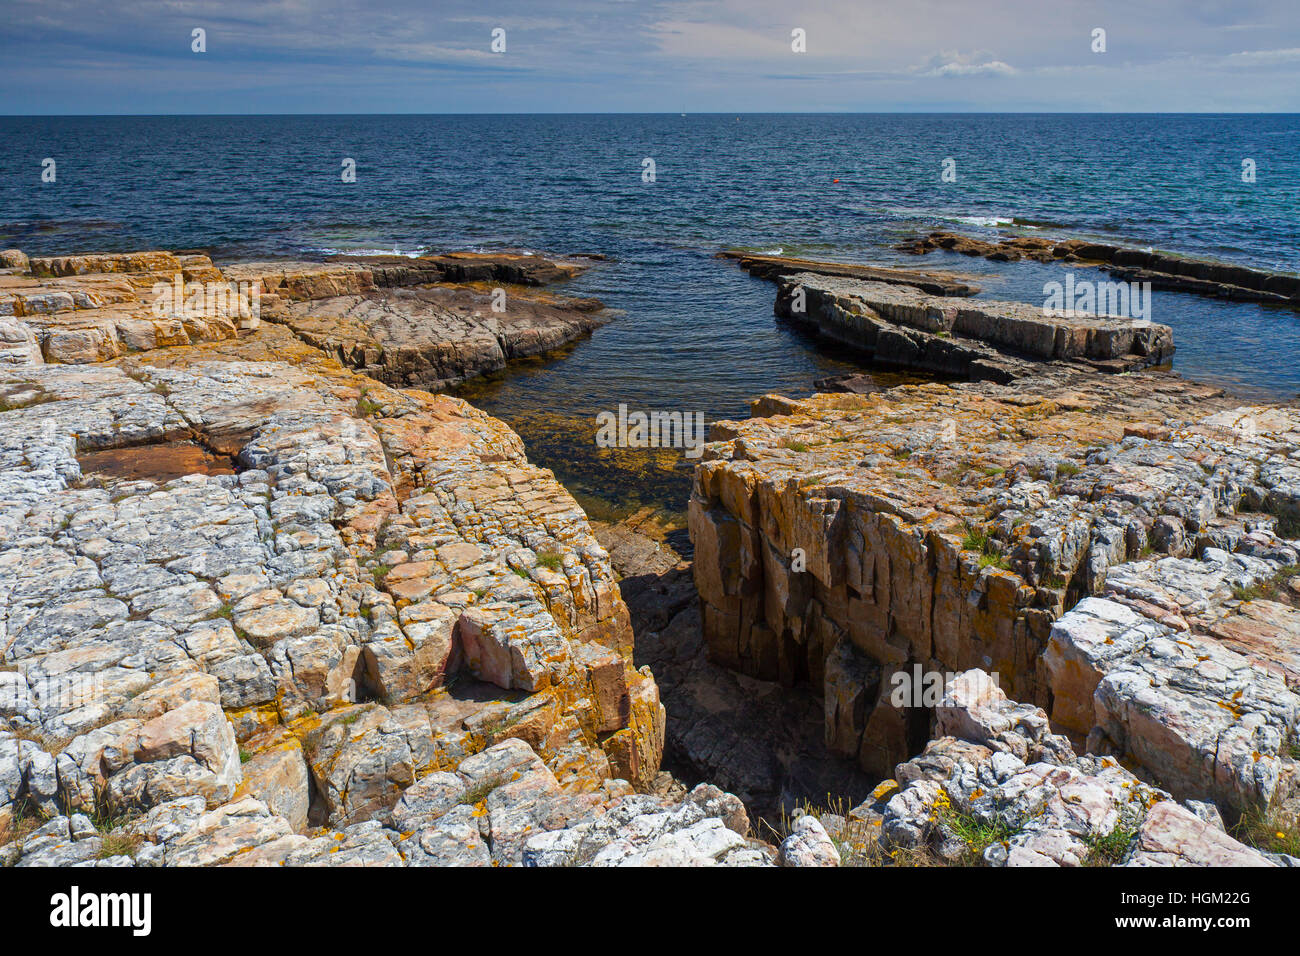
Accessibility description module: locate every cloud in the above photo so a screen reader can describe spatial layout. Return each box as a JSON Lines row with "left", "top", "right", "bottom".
{"left": 914, "top": 50, "right": 1017, "bottom": 77}
{"left": 1223, "top": 47, "right": 1300, "bottom": 65}
{"left": 2, "top": 0, "right": 1299, "bottom": 112}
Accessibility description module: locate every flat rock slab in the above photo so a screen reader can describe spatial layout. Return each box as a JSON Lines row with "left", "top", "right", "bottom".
{"left": 1045, "top": 596, "right": 1300, "bottom": 813}
{"left": 270, "top": 285, "right": 608, "bottom": 390}
{"left": 0, "top": 339, "right": 662, "bottom": 851}
{"left": 0, "top": 250, "right": 248, "bottom": 365}
{"left": 720, "top": 250, "right": 979, "bottom": 297}
{"left": 772, "top": 272, "right": 1174, "bottom": 382}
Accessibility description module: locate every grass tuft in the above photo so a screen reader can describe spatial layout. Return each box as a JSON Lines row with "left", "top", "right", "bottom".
{"left": 963, "top": 523, "right": 1011, "bottom": 571}
{"left": 1233, "top": 805, "right": 1300, "bottom": 857}
{"left": 1231, "top": 564, "right": 1300, "bottom": 604}
{"left": 934, "top": 790, "right": 1017, "bottom": 864}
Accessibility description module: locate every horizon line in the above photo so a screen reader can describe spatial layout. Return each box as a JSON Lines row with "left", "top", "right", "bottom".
{"left": 3, "top": 110, "right": 1299, "bottom": 118}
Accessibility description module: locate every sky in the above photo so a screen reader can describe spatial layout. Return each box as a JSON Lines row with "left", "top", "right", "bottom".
{"left": 1, "top": 0, "right": 1299, "bottom": 113}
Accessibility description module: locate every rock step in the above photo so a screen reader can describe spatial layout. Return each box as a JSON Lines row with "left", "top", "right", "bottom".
{"left": 719, "top": 249, "right": 979, "bottom": 296}
{"left": 340, "top": 251, "right": 590, "bottom": 288}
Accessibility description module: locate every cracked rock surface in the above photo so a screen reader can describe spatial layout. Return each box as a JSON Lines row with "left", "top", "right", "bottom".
{"left": 0, "top": 279, "right": 735, "bottom": 866}
{"left": 690, "top": 366, "right": 1300, "bottom": 832}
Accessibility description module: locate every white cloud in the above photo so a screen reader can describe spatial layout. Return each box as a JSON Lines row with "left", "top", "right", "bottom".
{"left": 1223, "top": 47, "right": 1300, "bottom": 65}
{"left": 914, "top": 50, "right": 1017, "bottom": 77}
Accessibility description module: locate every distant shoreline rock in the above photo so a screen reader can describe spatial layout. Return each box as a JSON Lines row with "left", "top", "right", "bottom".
{"left": 899, "top": 230, "right": 1300, "bottom": 307}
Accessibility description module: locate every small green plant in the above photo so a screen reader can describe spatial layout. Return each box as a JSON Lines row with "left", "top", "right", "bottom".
{"left": 239, "top": 749, "right": 252, "bottom": 764}
{"left": 982, "top": 465, "right": 1005, "bottom": 477}
{"left": 459, "top": 774, "right": 507, "bottom": 807}
{"left": 962, "top": 525, "right": 989, "bottom": 553}
{"left": 933, "top": 790, "right": 1017, "bottom": 864}
{"left": 937, "top": 465, "right": 971, "bottom": 486}
{"left": 0, "top": 798, "right": 51, "bottom": 853}
{"left": 963, "top": 523, "right": 1011, "bottom": 571}
{"left": 1278, "top": 516, "right": 1300, "bottom": 538}
{"left": 1083, "top": 817, "right": 1141, "bottom": 866}
{"left": 784, "top": 440, "right": 809, "bottom": 453}
{"left": 355, "top": 387, "right": 383, "bottom": 418}
{"left": 535, "top": 551, "right": 563, "bottom": 572}
{"left": 891, "top": 447, "right": 911, "bottom": 460}
{"left": 1056, "top": 461, "right": 1082, "bottom": 479}
{"left": 84, "top": 792, "right": 141, "bottom": 843}
{"left": 511, "top": 566, "right": 530, "bottom": 580}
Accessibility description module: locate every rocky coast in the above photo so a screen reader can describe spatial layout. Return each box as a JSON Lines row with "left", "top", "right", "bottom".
{"left": 1, "top": 244, "right": 1297, "bottom": 868}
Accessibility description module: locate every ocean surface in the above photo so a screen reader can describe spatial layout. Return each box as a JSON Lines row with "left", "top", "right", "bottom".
{"left": 3, "top": 114, "right": 1298, "bottom": 516}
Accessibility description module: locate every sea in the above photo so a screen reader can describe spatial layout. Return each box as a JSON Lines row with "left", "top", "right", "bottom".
{"left": 2, "top": 113, "right": 1298, "bottom": 516}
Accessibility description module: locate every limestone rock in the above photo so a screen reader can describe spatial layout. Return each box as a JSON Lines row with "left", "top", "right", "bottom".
{"left": 777, "top": 812, "right": 840, "bottom": 866}
{"left": 1124, "top": 801, "right": 1275, "bottom": 867}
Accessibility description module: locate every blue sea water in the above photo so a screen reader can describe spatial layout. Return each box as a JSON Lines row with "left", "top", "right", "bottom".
{"left": 2, "top": 114, "right": 1298, "bottom": 513}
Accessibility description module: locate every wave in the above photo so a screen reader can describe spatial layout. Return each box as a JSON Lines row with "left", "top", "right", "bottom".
{"left": 870, "top": 206, "right": 1046, "bottom": 230}
{"left": 0, "top": 218, "right": 124, "bottom": 234}
{"left": 310, "top": 245, "right": 430, "bottom": 258}
{"left": 951, "top": 215, "right": 1017, "bottom": 228}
